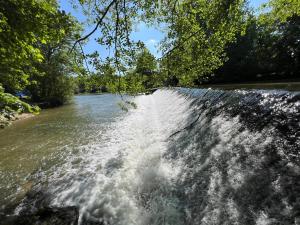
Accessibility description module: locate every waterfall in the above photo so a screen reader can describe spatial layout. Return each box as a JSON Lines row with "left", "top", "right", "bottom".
{"left": 16, "top": 89, "right": 300, "bottom": 225}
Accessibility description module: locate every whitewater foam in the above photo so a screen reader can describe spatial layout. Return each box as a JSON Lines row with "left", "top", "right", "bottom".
{"left": 16, "top": 88, "right": 300, "bottom": 225}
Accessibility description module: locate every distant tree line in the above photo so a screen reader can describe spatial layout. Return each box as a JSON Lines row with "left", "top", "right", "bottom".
{"left": 204, "top": 6, "right": 300, "bottom": 84}
{"left": 156, "top": 0, "right": 300, "bottom": 85}
{"left": 73, "top": 45, "right": 160, "bottom": 94}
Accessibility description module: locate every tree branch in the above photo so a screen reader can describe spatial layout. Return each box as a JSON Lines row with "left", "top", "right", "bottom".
{"left": 114, "top": 0, "right": 124, "bottom": 99}
{"left": 79, "top": 42, "right": 91, "bottom": 74}
{"left": 123, "top": 0, "right": 131, "bottom": 46}
{"left": 160, "top": 29, "right": 202, "bottom": 60}
{"left": 70, "top": 0, "right": 117, "bottom": 52}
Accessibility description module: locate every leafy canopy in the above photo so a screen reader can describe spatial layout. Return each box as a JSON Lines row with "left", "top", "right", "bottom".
{"left": 0, "top": 0, "right": 75, "bottom": 92}
{"left": 73, "top": 0, "right": 247, "bottom": 86}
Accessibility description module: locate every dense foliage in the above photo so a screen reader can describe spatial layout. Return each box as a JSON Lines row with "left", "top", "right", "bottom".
{"left": 0, "top": 0, "right": 56, "bottom": 92}
{"left": 74, "top": 46, "right": 159, "bottom": 94}
{"left": 0, "top": 0, "right": 84, "bottom": 125}
{"left": 210, "top": 1, "right": 300, "bottom": 84}
{"left": 0, "top": 84, "right": 40, "bottom": 128}
{"left": 74, "top": 0, "right": 299, "bottom": 89}
{"left": 27, "top": 10, "right": 83, "bottom": 106}
{"left": 72, "top": 0, "right": 246, "bottom": 87}
{"left": 158, "top": 0, "right": 246, "bottom": 85}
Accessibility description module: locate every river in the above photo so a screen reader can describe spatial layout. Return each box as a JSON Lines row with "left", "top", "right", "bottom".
{"left": 0, "top": 89, "right": 299, "bottom": 225}
{"left": 0, "top": 95, "right": 124, "bottom": 211}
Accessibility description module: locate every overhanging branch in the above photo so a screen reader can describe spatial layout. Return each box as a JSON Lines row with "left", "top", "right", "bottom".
{"left": 70, "top": 0, "right": 117, "bottom": 52}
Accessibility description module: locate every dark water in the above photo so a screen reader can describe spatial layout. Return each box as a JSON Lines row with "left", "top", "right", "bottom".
{"left": 0, "top": 89, "right": 299, "bottom": 225}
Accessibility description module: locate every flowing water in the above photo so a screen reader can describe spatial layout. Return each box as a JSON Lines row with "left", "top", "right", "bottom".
{"left": 0, "top": 89, "right": 299, "bottom": 225}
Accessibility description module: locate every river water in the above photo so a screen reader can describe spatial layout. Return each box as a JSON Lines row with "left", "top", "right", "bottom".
{"left": 0, "top": 89, "right": 299, "bottom": 225}
{"left": 0, "top": 95, "right": 124, "bottom": 210}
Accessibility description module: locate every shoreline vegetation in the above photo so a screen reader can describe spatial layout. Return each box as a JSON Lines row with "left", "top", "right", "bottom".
{"left": 1, "top": 80, "right": 299, "bottom": 129}
{"left": 0, "top": 84, "right": 39, "bottom": 128}
{"left": 0, "top": 113, "right": 35, "bottom": 129}
{"left": 1, "top": 79, "right": 300, "bottom": 129}
{"left": 198, "top": 81, "right": 300, "bottom": 91}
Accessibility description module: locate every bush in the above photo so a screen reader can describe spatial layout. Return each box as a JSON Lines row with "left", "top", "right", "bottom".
{"left": 0, "top": 83, "right": 40, "bottom": 128}
{"left": 0, "top": 84, "right": 40, "bottom": 114}
{"left": 29, "top": 72, "right": 75, "bottom": 107}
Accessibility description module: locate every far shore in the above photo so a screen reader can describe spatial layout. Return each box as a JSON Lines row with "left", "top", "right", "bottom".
{"left": 197, "top": 81, "right": 300, "bottom": 91}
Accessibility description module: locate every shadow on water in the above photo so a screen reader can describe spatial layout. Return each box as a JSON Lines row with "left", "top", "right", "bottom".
{"left": 165, "top": 88, "right": 300, "bottom": 225}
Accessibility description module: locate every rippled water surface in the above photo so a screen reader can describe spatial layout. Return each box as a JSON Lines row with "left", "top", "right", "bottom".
{"left": 0, "top": 94, "right": 124, "bottom": 210}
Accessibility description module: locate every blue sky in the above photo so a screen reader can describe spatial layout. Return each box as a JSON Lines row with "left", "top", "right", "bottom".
{"left": 59, "top": 0, "right": 268, "bottom": 59}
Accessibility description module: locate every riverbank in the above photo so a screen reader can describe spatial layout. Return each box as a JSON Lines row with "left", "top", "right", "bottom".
{"left": 0, "top": 85, "right": 40, "bottom": 129}
{"left": 15, "top": 113, "right": 35, "bottom": 121}
{"left": 0, "top": 112, "right": 35, "bottom": 128}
